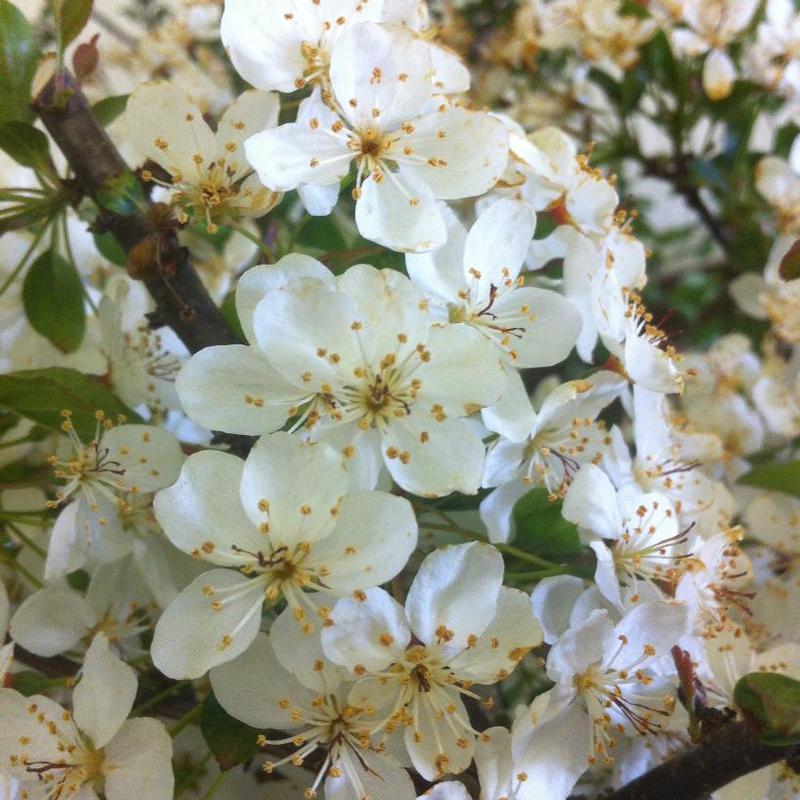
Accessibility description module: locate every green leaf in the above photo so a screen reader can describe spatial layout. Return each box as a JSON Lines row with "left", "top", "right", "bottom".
{"left": 0, "top": 0, "right": 40, "bottom": 123}
{"left": 0, "top": 368, "right": 141, "bottom": 440}
{"left": 200, "top": 693, "right": 261, "bottom": 771}
{"left": 779, "top": 239, "right": 800, "bottom": 281}
{"left": 55, "top": 0, "right": 94, "bottom": 51}
{"left": 734, "top": 672, "right": 800, "bottom": 745}
{"left": 22, "top": 249, "right": 86, "bottom": 353}
{"left": 512, "top": 488, "right": 582, "bottom": 559}
{"left": 296, "top": 215, "right": 348, "bottom": 253}
{"left": 738, "top": 461, "right": 800, "bottom": 498}
{"left": 0, "top": 121, "right": 50, "bottom": 171}
{"left": 96, "top": 171, "right": 147, "bottom": 216}
{"left": 219, "top": 292, "right": 245, "bottom": 343}
{"left": 92, "top": 94, "right": 129, "bottom": 127}
{"left": 93, "top": 231, "right": 127, "bottom": 266}
{"left": 10, "top": 671, "right": 53, "bottom": 697}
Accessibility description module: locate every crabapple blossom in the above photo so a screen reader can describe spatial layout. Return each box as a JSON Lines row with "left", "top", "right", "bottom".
{"left": 406, "top": 198, "right": 582, "bottom": 440}
{"left": 480, "top": 371, "right": 625, "bottom": 542}
{"left": 512, "top": 601, "right": 688, "bottom": 798}
{"left": 321, "top": 542, "right": 542, "bottom": 780}
{"left": 151, "top": 432, "right": 417, "bottom": 677}
{"left": 44, "top": 413, "right": 183, "bottom": 581}
{"left": 0, "top": 633, "right": 173, "bottom": 800}
{"left": 244, "top": 22, "right": 509, "bottom": 251}
{"left": 672, "top": 0, "right": 760, "bottom": 99}
{"left": 563, "top": 464, "right": 690, "bottom": 607}
{"left": 177, "top": 259, "right": 508, "bottom": 495}
{"left": 210, "top": 617, "right": 416, "bottom": 800}
{"left": 126, "top": 81, "right": 281, "bottom": 231}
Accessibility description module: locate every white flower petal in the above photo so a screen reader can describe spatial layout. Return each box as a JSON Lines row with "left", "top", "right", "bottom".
{"left": 240, "top": 433, "right": 348, "bottom": 547}
{"left": 246, "top": 121, "right": 352, "bottom": 191}
{"left": 154, "top": 450, "right": 262, "bottom": 563}
{"left": 210, "top": 631, "right": 313, "bottom": 729}
{"left": 176, "top": 345, "right": 301, "bottom": 435}
{"left": 355, "top": 171, "right": 446, "bottom": 253}
{"left": 73, "top": 632, "right": 137, "bottom": 748}
{"left": 449, "top": 587, "right": 542, "bottom": 683}
{"left": 322, "top": 588, "right": 410, "bottom": 673}
{"left": 404, "top": 690, "right": 475, "bottom": 780}
{"left": 215, "top": 90, "right": 280, "bottom": 179}
{"left": 405, "top": 542, "right": 503, "bottom": 653}
{"left": 703, "top": 48, "right": 735, "bottom": 101}
{"left": 125, "top": 82, "right": 216, "bottom": 182}
{"left": 306, "top": 491, "right": 417, "bottom": 591}
{"left": 330, "top": 22, "right": 432, "bottom": 132}
{"left": 381, "top": 415, "right": 486, "bottom": 497}
{"left": 151, "top": 569, "right": 264, "bottom": 679}
{"left": 562, "top": 464, "right": 622, "bottom": 540}
{"left": 9, "top": 585, "right": 96, "bottom": 657}
{"left": 236, "top": 255, "right": 333, "bottom": 343}
{"left": 103, "top": 718, "right": 174, "bottom": 800}
{"left": 399, "top": 107, "right": 509, "bottom": 200}
{"left": 103, "top": 425, "right": 183, "bottom": 494}
{"left": 463, "top": 199, "right": 535, "bottom": 293}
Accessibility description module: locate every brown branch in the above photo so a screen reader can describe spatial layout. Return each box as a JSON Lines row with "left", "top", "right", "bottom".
{"left": 33, "top": 71, "right": 254, "bottom": 456}
{"left": 604, "top": 720, "right": 799, "bottom": 800}
{"left": 33, "top": 71, "right": 241, "bottom": 356}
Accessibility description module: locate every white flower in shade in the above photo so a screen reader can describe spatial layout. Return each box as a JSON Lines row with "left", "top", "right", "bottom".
{"left": 743, "top": 492, "right": 800, "bottom": 556}
{"left": 210, "top": 613, "right": 416, "bottom": 800}
{"left": 675, "top": 531, "right": 754, "bottom": 632}
{"left": 507, "top": 127, "right": 618, "bottom": 237}
{"left": 97, "top": 276, "right": 186, "bottom": 414}
{"left": 150, "top": 432, "right": 417, "bottom": 678}
{"left": 177, "top": 260, "right": 508, "bottom": 496}
{"left": 563, "top": 464, "right": 690, "bottom": 608}
{"left": 731, "top": 235, "right": 800, "bottom": 345}
{"left": 321, "top": 542, "right": 542, "bottom": 780}
{"left": 44, "top": 413, "right": 183, "bottom": 581}
{"left": 406, "top": 198, "right": 582, "bottom": 441}
{"left": 244, "top": 22, "right": 508, "bottom": 251}
{"left": 0, "top": 633, "right": 173, "bottom": 800}
{"left": 672, "top": 0, "right": 760, "bottom": 100}
{"left": 480, "top": 371, "right": 625, "bottom": 543}
{"left": 512, "top": 601, "right": 688, "bottom": 799}
{"left": 9, "top": 560, "right": 155, "bottom": 659}
{"left": 126, "top": 82, "right": 281, "bottom": 231}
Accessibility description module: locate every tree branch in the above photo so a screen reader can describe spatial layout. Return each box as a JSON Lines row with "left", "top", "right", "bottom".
{"left": 33, "top": 71, "right": 241, "bottom": 356}
{"left": 604, "top": 720, "right": 799, "bottom": 800}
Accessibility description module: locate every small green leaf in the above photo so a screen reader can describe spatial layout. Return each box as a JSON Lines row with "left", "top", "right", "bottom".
{"left": 738, "top": 461, "right": 800, "bottom": 498}
{"left": 734, "top": 672, "right": 800, "bottom": 745}
{"left": 779, "top": 240, "right": 800, "bottom": 281}
{"left": 0, "top": 121, "right": 50, "bottom": 171}
{"left": 92, "top": 94, "right": 129, "bottom": 128}
{"left": 0, "top": 0, "right": 40, "bottom": 123}
{"left": 55, "top": 0, "right": 94, "bottom": 51}
{"left": 10, "top": 671, "right": 53, "bottom": 697}
{"left": 200, "top": 693, "right": 261, "bottom": 771}
{"left": 219, "top": 292, "right": 245, "bottom": 343}
{"left": 22, "top": 249, "right": 86, "bottom": 353}
{"left": 0, "top": 368, "right": 141, "bottom": 440}
{"left": 296, "top": 215, "right": 348, "bottom": 253}
{"left": 93, "top": 231, "right": 127, "bottom": 266}
{"left": 512, "top": 488, "right": 582, "bottom": 559}
{"left": 96, "top": 171, "right": 147, "bottom": 216}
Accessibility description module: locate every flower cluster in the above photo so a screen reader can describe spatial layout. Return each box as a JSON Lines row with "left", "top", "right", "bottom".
{"left": 1, "top": 1, "right": 800, "bottom": 800}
